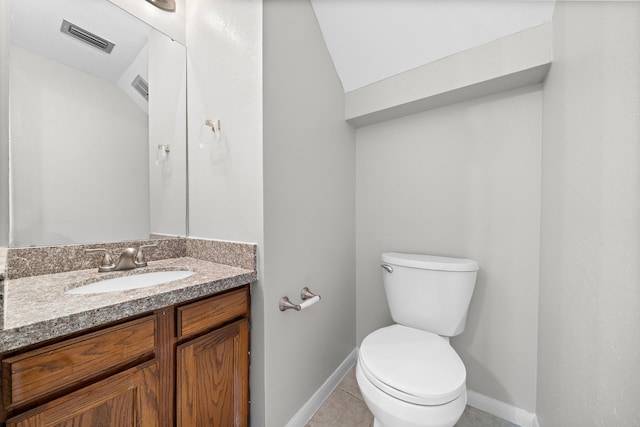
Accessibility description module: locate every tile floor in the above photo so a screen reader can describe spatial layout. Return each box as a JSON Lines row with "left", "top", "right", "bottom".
{"left": 306, "top": 367, "right": 518, "bottom": 427}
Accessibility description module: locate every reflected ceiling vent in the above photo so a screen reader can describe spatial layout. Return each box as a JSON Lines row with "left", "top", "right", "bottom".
{"left": 132, "top": 75, "right": 149, "bottom": 101}
{"left": 60, "top": 19, "right": 115, "bottom": 53}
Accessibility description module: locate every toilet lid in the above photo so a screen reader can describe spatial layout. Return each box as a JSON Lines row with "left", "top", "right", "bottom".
{"left": 359, "top": 325, "right": 466, "bottom": 405}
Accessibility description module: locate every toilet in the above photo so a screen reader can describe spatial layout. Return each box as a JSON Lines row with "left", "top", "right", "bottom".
{"left": 356, "top": 252, "right": 479, "bottom": 427}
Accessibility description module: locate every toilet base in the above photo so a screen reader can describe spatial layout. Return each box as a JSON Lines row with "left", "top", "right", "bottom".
{"left": 356, "top": 361, "right": 467, "bottom": 427}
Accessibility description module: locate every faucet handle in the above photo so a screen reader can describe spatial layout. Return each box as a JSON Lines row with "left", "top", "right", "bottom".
{"left": 85, "top": 248, "right": 115, "bottom": 272}
{"left": 134, "top": 244, "right": 158, "bottom": 267}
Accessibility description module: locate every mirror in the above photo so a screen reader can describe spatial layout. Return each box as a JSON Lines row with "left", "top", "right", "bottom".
{"left": 8, "top": 0, "right": 187, "bottom": 247}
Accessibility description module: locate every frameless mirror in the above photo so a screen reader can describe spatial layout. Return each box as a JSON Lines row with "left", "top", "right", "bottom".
{"left": 8, "top": 0, "right": 187, "bottom": 247}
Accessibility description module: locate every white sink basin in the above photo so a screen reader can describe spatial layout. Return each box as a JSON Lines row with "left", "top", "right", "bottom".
{"left": 67, "top": 270, "right": 194, "bottom": 295}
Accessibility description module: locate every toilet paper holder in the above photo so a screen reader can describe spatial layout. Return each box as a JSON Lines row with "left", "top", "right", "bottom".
{"left": 279, "top": 287, "right": 321, "bottom": 311}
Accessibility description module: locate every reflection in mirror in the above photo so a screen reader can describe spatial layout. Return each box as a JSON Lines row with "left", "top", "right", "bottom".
{"left": 8, "top": 0, "right": 187, "bottom": 247}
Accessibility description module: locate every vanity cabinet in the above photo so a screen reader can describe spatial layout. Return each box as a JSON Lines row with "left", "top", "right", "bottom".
{"left": 177, "top": 319, "right": 249, "bottom": 426}
{"left": 176, "top": 287, "right": 250, "bottom": 427}
{"left": 0, "top": 285, "right": 250, "bottom": 427}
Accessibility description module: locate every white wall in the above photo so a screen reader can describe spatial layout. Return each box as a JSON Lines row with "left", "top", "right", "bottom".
{"left": 537, "top": 2, "right": 640, "bottom": 425}
{"left": 184, "top": 0, "right": 265, "bottom": 423}
{"left": 263, "top": 1, "right": 356, "bottom": 425}
{"left": 186, "top": 0, "right": 263, "bottom": 245}
{"left": 148, "top": 29, "right": 187, "bottom": 237}
{"left": 356, "top": 86, "right": 542, "bottom": 412}
{"left": 0, "top": 1, "right": 9, "bottom": 247}
{"left": 10, "top": 46, "right": 149, "bottom": 247}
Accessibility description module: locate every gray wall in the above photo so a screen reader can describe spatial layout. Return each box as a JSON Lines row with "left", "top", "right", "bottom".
{"left": 0, "top": 1, "right": 9, "bottom": 247}
{"left": 263, "top": 1, "right": 356, "bottom": 425}
{"left": 356, "top": 86, "right": 542, "bottom": 412}
{"left": 537, "top": 2, "right": 640, "bottom": 425}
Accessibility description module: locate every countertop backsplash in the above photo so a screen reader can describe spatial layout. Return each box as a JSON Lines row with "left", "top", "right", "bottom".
{"left": 4, "top": 237, "right": 256, "bottom": 280}
{"left": 0, "top": 246, "right": 6, "bottom": 275}
{"left": 0, "top": 247, "right": 5, "bottom": 331}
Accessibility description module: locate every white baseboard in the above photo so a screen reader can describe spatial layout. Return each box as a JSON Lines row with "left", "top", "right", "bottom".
{"left": 467, "top": 390, "right": 537, "bottom": 427}
{"left": 285, "top": 348, "right": 358, "bottom": 427}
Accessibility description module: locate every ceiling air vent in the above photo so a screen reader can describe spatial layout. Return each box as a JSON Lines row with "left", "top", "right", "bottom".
{"left": 132, "top": 75, "right": 149, "bottom": 101}
{"left": 60, "top": 19, "right": 115, "bottom": 53}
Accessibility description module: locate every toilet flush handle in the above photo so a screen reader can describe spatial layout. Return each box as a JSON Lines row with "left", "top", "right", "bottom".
{"left": 381, "top": 264, "right": 393, "bottom": 273}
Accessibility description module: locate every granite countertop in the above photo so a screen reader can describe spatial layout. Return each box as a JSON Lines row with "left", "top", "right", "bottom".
{"left": 0, "top": 257, "right": 256, "bottom": 353}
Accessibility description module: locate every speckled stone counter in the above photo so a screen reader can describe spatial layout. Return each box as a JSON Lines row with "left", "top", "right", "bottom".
{"left": 0, "top": 238, "right": 257, "bottom": 353}
{"left": 0, "top": 257, "right": 255, "bottom": 353}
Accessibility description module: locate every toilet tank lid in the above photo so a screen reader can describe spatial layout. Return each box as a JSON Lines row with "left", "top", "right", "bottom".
{"left": 382, "top": 252, "right": 479, "bottom": 272}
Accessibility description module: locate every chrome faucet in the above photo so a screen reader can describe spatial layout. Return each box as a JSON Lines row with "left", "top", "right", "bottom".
{"left": 86, "top": 244, "right": 157, "bottom": 272}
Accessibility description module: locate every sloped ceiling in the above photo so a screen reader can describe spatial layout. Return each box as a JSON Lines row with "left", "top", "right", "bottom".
{"left": 310, "top": 0, "right": 556, "bottom": 93}
{"left": 10, "top": 0, "right": 149, "bottom": 83}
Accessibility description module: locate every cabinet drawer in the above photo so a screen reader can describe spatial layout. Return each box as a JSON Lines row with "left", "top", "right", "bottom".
{"left": 177, "top": 286, "right": 249, "bottom": 340}
{"left": 6, "top": 361, "right": 160, "bottom": 427}
{"left": 2, "top": 315, "right": 156, "bottom": 407}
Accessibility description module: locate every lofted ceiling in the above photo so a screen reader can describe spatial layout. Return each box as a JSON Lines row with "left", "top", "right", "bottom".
{"left": 10, "top": 0, "right": 555, "bottom": 98}
{"left": 310, "top": 0, "right": 556, "bottom": 93}
{"left": 10, "top": 0, "right": 149, "bottom": 84}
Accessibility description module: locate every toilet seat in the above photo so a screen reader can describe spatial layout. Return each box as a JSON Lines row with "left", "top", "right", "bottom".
{"left": 359, "top": 325, "right": 466, "bottom": 406}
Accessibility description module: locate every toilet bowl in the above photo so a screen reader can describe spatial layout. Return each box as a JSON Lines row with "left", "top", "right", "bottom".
{"left": 357, "top": 325, "right": 467, "bottom": 427}
{"left": 356, "top": 253, "right": 479, "bottom": 427}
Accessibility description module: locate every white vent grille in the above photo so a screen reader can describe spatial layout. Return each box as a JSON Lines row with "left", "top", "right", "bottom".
{"left": 60, "top": 20, "right": 115, "bottom": 53}
{"left": 132, "top": 75, "right": 149, "bottom": 101}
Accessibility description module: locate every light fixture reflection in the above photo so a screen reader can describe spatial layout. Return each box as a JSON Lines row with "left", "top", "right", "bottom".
{"left": 146, "top": 0, "right": 175, "bottom": 12}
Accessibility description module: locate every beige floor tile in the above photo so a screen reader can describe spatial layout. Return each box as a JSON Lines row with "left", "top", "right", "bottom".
{"left": 306, "top": 389, "right": 373, "bottom": 427}
{"left": 337, "top": 367, "right": 363, "bottom": 400}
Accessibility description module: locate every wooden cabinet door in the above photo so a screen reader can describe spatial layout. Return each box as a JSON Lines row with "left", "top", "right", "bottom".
{"left": 176, "top": 319, "right": 249, "bottom": 427}
{"left": 6, "top": 362, "right": 159, "bottom": 427}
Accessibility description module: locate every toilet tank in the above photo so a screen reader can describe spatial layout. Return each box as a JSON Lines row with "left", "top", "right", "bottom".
{"left": 381, "top": 252, "right": 479, "bottom": 337}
